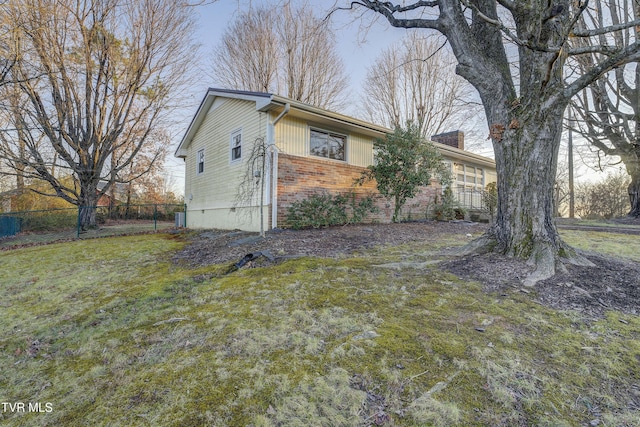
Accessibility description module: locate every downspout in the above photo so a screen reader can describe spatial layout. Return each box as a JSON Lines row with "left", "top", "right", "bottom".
{"left": 269, "top": 103, "right": 290, "bottom": 230}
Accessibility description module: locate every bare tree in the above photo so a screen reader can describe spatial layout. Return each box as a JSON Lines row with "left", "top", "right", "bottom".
{"left": 234, "top": 136, "right": 268, "bottom": 237}
{"left": 277, "top": 4, "right": 349, "bottom": 109}
{"left": 213, "top": 7, "right": 280, "bottom": 94}
{"left": 575, "top": 170, "right": 631, "bottom": 219}
{"left": 0, "top": 2, "right": 17, "bottom": 90}
{"left": 362, "top": 32, "right": 478, "bottom": 139}
{"left": 567, "top": 1, "right": 640, "bottom": 218}
{"left": 212, "top": 3, "right": 348, "bottom": 110}
{"left": 112, "top": 125, "right": 170, "bottom": 209}
{"left": 344, "top": 1, "right": 640, "bottom": 285}
{"left": 0, "top": 0, "right": 195, "bottom": 228}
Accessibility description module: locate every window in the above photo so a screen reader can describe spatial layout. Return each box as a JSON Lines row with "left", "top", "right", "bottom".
{"left": 454, "top": 163, "right": 485, "bottom": 191}
{"left": 231, "top": 129, "right": 242, "bottom": 162}
{"left": 310, "top": 128, "right": 346, "bottom": 161}
{"left": 197, "top": 149, "right": 205, "bottom": 175}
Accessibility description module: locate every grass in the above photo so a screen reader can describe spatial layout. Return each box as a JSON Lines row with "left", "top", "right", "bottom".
{"left": 0, "top": 231, "right": 639, "bottom": 426}
{"left": 0, "top": 221, "right": 175, "bottom": 248}
{"left": 560, "top": 229, "right": 640, "bottom": 262}
{"left": 557, "top": 217, "right": 640, "bottom": 230}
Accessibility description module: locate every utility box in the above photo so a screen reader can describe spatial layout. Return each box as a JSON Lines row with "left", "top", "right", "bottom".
{"left": 175, "top": 212, "right": 185, "bottom": 228}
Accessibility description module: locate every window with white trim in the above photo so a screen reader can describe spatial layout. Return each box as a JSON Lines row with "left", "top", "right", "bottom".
{"left": 230, "top": 129, "right": 242, "bottom": 162}
{"left": 310, "top": 128, "right": 346, "bottom": 161}
{"left": 196, "top": 149, "right": 205, "bottom": 175}
{"left": 454, "top": 163, "right": 484, "bottom": 191}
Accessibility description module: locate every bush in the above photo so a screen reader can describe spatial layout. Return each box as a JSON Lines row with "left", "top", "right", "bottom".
{"left": 357, "top": 122, "right": 450, "bottom": 223}
{"left": 575, "top": 171, "right": 630, "bottom": 219}
{"left": 431, "top": 188, "right": 465, "bottom": 221}
{"left": 286, "top": 192, "right": 378, "bottom": 229}
{"left": 19, "top": 209, "right": 77, "bottom": 232}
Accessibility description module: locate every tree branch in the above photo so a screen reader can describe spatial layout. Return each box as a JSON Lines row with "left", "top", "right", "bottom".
{"left": 351, "top": 0, "right": 442, "bottom": 30}
{"left": 563, "top": 40, "right": 640, "bottom": 102}
{"left": 571, "top": 18, "right": 640, "bottom": 37}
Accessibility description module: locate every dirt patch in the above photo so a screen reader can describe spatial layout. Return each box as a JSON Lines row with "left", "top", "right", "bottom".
{"left": 172, "top": 221, "right": 485, "bottom": 267}
{"left": 174, "top": 221, "right": 640, "bottom": 320}
{"left": 442, "top": 252, "right": 640, "bottom": 319}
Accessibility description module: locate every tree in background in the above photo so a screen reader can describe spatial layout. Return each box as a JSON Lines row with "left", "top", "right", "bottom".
{"left": 0, "top": 0, "right": 195, "bottom": 229}
{"left": 212, "top": 7, "right": 279, "bottom": 94}
{"left": 0, "top": 2, "right": 17, "bottom": 90}
{"left": 212, "top": 2, "right": 348, "bottom": 110}
{"left": 568, "top": 2, "right": 640, "bottom": 217}
{"left": 362, "top": 32, "right": 478, "bottom": 140}
{"left": 358, "top": 122, "right": 449, "bottom": 222}
{"left": 349, "top": 0, "right": 640, "bottom": 285}
{"left": 575, "top": 170, "right": 630, "bottom": 219}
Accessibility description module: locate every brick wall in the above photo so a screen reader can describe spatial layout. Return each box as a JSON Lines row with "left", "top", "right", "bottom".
{"left": 276, "top": 154, "right": 441, "bottom": 227}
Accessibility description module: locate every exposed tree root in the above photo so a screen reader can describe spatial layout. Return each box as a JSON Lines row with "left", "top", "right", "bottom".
{"left": 456, "top": 233, "right": 595, "bottom": 287}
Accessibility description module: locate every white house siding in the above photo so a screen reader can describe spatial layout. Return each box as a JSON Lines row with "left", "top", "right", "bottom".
{"left": 486, "top": 169, "right": 497, "bottom": 185}
{"left": 184, "top": 98, "right": 269, "bottom": 232}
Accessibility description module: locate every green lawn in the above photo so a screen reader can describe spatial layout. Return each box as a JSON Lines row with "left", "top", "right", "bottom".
{"left": 561, "top": 229, "right": 640, "bottom": 262}
{"left": 0, "top": 232, "right": 638, "bottom": 426}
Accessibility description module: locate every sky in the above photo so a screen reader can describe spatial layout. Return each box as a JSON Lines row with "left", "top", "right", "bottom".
{"left": 190, "top": 0, "right": 414, "bottom": 102}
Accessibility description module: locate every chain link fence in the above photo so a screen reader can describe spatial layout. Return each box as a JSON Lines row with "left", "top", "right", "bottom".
{"left": 0, "top": 204, "right": 185, "bottom": 248}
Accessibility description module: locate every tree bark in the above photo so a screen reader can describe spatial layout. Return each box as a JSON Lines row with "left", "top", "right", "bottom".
{"left": 628, "top": 168, "right": 640, "bottom": 217}
{"left": 480, "top": 106, "right": 594, "bottom": 285}
{"left": 78, "top": 180, "right": 98, "bottom": 229}
{"left": 441, "top": 1, "right": 593, "bottom": 284}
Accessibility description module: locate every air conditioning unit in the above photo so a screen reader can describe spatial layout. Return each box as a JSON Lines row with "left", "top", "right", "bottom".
{"left": 175, "top": 212, "right": 185, "bottom": 227}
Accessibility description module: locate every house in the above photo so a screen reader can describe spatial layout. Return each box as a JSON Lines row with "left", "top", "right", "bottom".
{"left": 96, "top": 182, "right": 133, "bottom": 207}
{"left": 175, "top": 88, "right": 496, "bottom": 231}
{"left": 0, "top": 189, "right": 19, "bottom": 213}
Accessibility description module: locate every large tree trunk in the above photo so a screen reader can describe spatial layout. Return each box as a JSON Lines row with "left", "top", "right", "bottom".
{"left": 465, "top": 106, "right": 594, "bottom": 285}
{"left": 78, "top": 181, "right": 99, "bottom": 230}
{"left": 628, "top": 168, "right": 640, "bottom": 217}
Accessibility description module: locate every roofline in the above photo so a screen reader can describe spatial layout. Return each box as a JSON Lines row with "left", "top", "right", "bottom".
{"left": 174, "top": 88, "right": 495, "bottom": 167}
{"left": 174, "top": 88, "right": 275, "bottom": 158}
{"left": 267, "top": 94, "right": 391, "bottom": 135}
{"left": 435, "top": 143, "right": 496, "bottom": 168}
{"left": 174, "top": 88, "right": 394, "bottom": 158}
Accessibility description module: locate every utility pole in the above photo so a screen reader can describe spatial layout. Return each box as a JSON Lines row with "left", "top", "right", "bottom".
{"left": 568, "top": 107, "right": 575, "bottom": 218}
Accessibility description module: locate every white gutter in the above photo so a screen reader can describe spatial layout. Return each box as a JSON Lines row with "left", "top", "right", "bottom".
{"left": 269, "top": 103, "right": 290, "bottom": 229}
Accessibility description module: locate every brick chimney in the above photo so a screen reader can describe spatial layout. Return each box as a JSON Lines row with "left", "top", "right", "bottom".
{"left": 431, "top": 130, "right": 464, "bottom": 150}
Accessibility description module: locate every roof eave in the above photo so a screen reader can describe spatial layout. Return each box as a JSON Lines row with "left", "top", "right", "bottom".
{"left": 269, "top": 95, "right": 391, "bottom": 138}
{"left": 174, "top": 88, "right": 276, "bottom": 158}
{"left": 435, "top": 142, "right": 495, "bottom": 167}
{"left": 174, "top": 88, "right": 495, "bottom": 167}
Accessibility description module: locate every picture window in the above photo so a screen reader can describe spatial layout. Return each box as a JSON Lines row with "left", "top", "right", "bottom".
{"left": 310, "top": 128, "right": 346, "bottom": 161}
